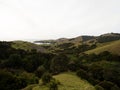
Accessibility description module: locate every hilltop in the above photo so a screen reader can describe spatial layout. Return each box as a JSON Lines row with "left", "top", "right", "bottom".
{"left": 37, "top": 33, "right": 120, "bottom": 55}
{"left": 34, "top": 33, "right": 120, "bottom": 45}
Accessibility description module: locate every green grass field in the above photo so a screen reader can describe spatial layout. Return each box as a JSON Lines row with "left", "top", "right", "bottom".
{"left": 86, "top": 40, "right": 120, "bottom": 55}
{"left": 31, "top": 72, "right": 95, "bottom": 90}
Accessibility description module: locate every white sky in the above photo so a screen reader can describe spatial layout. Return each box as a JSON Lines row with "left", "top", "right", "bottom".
{"left": 0, "top": 0, "right": 120, "bottom": 41}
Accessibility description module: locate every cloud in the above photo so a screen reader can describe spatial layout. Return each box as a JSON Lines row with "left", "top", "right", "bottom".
{"left": 0, "top": 0, "right": 120, "bottom": 40}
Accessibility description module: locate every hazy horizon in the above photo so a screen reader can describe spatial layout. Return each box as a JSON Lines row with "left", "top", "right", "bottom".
{"left": 0, "top": 32, "right": 119, "bottom": 42}
{"left": 0, "top": 0, "right": 120, "bottom": 41}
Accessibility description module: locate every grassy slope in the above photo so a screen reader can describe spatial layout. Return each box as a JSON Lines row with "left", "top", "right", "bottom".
{"left": 12, "top": 41, "right": 36, "bottom": 50}
{"left": 86, "top": 40, "right": 120, "bottom": 55}
{"left": 32, "top": 73, "right": 95, "bottom": 90}
{"left": 11, "top": 41, "right": 46, "bottom": 52}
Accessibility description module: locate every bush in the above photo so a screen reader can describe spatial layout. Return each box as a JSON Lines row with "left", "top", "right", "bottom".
{"left": 19, "top": 71, "right": 39, "bottom": 85}
{"left": 68, "top": 61, "right": 77, "bottom": 71}
{"left": 95, "top": 85, "right": 104, "bottom": 90}
{"left": 111, "top": 85, "right": 120, "bottom": 90}
{"left": 76, "top": 69, "right": 89, "bottom": 80}
{"left": 0, "top": 70, "right": 27, "bottom": 90}
{"left": 88, "top": 77, "right": 99, "bottom": 85}
{"left": 88, "top": 64, "right": 104, "bottom": 81}
{"left": 49, "top": 79, "right": 59, "bottom": 90}
{"left": 98, "top": 81, "right": 114, "bottom": 90}
{"left": 35, "top": 65, "right": 46, "bottom": 78}
{"left": 42, "top": 72, "right": 52, "bottom": 84}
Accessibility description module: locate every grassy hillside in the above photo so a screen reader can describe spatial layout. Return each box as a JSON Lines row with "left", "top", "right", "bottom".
{"left": 32, "top": 73, "right": 95, "bottom": 90}
{"left": 11, "top": 41, "right": 46, "bottom": 52}
{"left": 86, "top": 40, "right": 120, "bottom": 55}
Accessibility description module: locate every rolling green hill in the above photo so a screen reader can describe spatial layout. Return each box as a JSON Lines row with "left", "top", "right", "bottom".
{"left": 52, "top": 73, "right": 95, "bottom": 90}
{"left": 34, "top": 33, "right": 120, "bottom": 45}
{"left": 85, "top": 40, "right": 120, "bottom": 55}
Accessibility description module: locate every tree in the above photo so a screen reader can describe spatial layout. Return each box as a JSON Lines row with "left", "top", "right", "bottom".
{"left": 76, "top": 69, "right": 89, "bottom": 80}
{"left": 50, "top": 54, "right": 69, "bottom": 74}
{"left": 98, "top": 81, "right": 114, "bottom": 90}
{"left": 35, "top": 65, "right": 46, "bottom": 78}
{"left": 0, "top": 70, "right": 18, "bottom": 90}
{"left": 6, "top": 54, "right": 22, "bottom": 69}
{"left": 89, "top": 64, "right": 104, "bottom": 81}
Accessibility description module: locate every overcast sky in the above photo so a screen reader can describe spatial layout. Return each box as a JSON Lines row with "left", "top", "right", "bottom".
{"left": 0, "top": 0, "right": 120, "bottom": 41}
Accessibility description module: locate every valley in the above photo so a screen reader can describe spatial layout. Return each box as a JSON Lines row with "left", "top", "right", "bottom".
{"left": 0, "top": 33, "right": 120, "bottom": 90}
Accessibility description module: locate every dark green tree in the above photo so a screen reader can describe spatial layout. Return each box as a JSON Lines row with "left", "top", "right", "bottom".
{"left": 5, "top": 54, "right": 22, "bottom": 69}
{"left": 50, "top": 54, "right": 69, "bottom": 74}
{"left": 35, "top": 65, "right": 46, "bottom": 78}
{"left": 76, "top": 69, "right": 89, "bottom": 80}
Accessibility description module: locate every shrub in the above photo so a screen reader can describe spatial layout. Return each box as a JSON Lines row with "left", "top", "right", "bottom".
{"left": 111, "top": 85, "right": 120, "bottom": 90}
{"left": 76, "top": 69, "right": 89, "bottom": 80}
{"left": 95, "top": 85, "right": 104, "bottom": 90}
{"left": 88, "top": 77, "right": 99, "bottom": 85}
{"left": 88, "top": 64, "right": 104, "bottom": 81}
{"left": 49, "top": 79, "right": 59, "bottom": 90}
{"left": 0, "top": 70, "right": 27, "bottom": 90}
{"left": 0, "top": 70, "right": 17, "bottom": 90}
{"left": 50, "top": 54, "right": 69, "bottom": 74}
{"left": 19, "top": 71, "right": 39, "bottom": 85}
{"left": 68, "top": 61, "right": 77, "bottom": 71}
{"left": 98, "top": 81, "right": 114, "bottom": 90}
{"left": 42, "top": 72, "right": 52, "bottom": 84}
{"left": 35, "top": 65, "right": 46, "bottom": 78}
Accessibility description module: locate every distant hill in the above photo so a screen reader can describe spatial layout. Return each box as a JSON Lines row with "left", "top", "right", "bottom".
{"left": 37, "top": 33, "right": 120, "bottom": 54}
{"left": 34, "top": 36, "right": 95, "bottom": 45}
{"left": 34, "top": 33, "right": 120, "bottom": 45}
{"left": 11, "top": 33, "right": 120, "bottom": 54}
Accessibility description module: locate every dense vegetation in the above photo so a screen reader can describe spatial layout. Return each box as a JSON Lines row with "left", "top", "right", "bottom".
{"left": 0, "top": 41, "right": 53, "bottom": 90}
{"left": 0, "top": 33, "right": 120, "bottom": 90}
